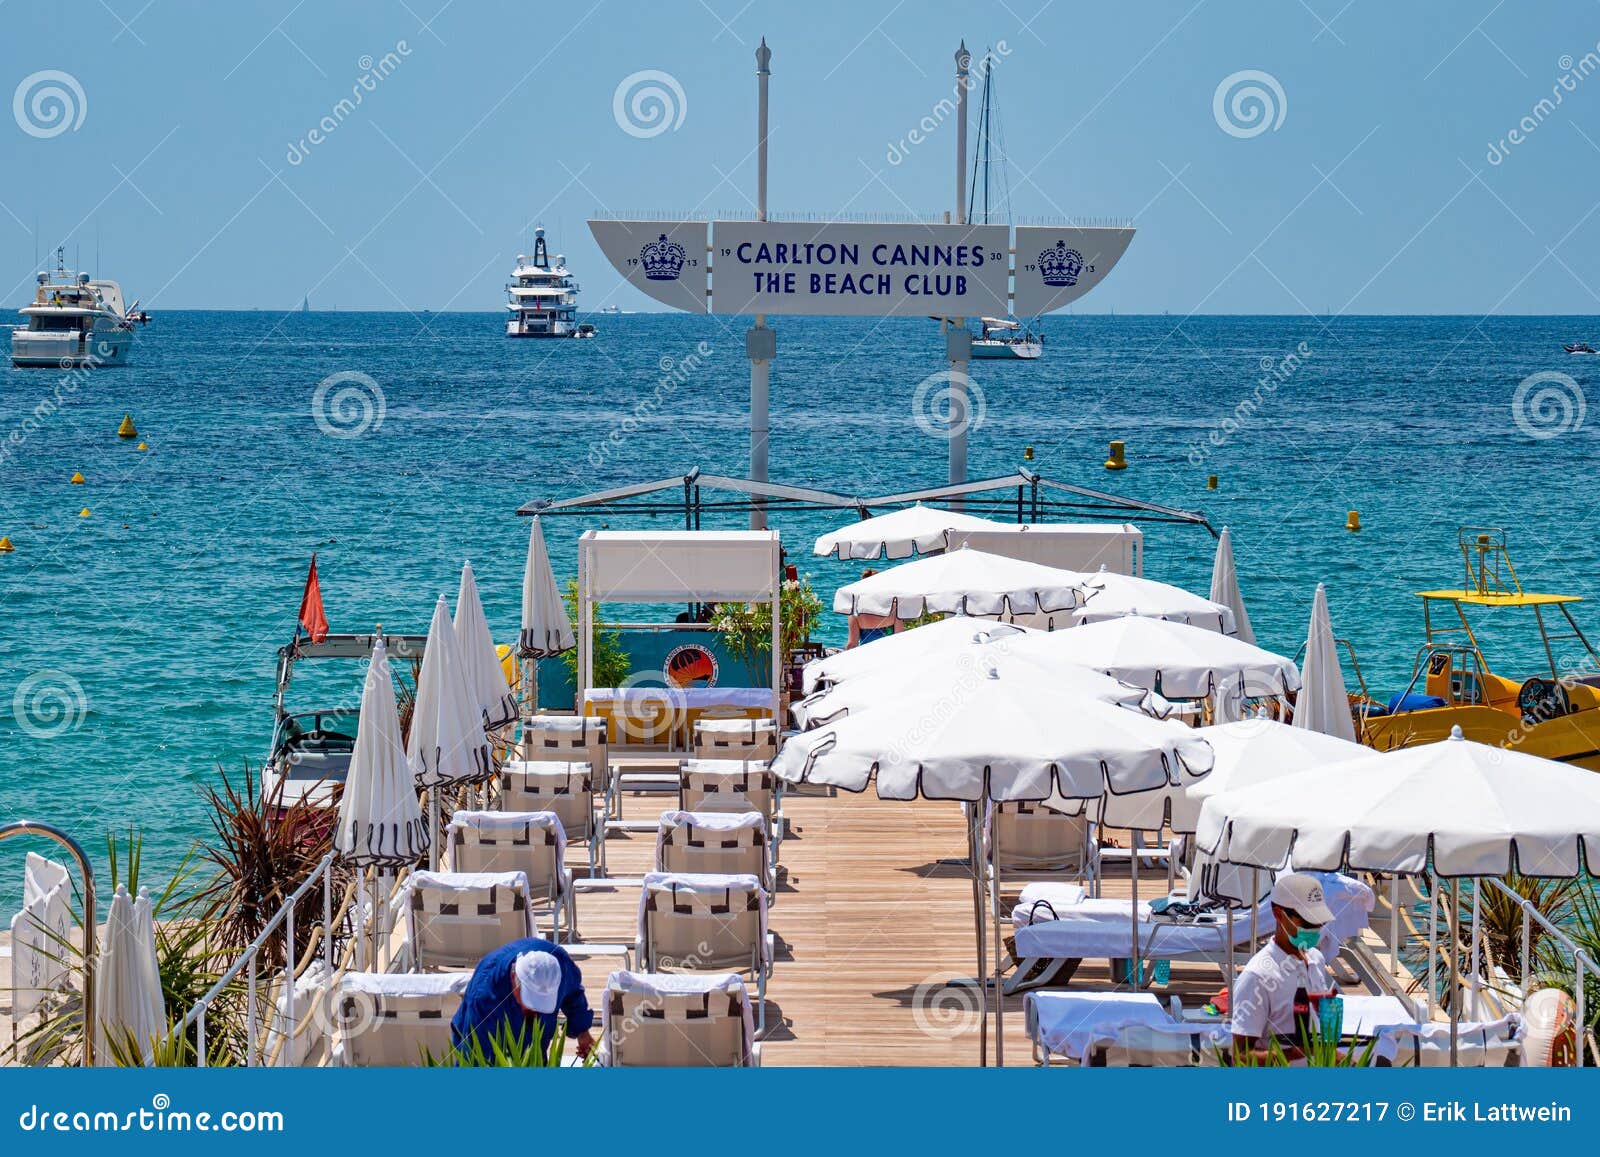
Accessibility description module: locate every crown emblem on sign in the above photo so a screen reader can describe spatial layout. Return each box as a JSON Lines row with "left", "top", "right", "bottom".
{"left": 640, "top": 233, "right": 687, "bottom": 281}
{"left": 1038, "top": 241, "right": 1084, "bottom": 287}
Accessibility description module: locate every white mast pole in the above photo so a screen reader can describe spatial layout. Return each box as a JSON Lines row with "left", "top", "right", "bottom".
{"left": 947, "top": 42, "right": 973, "bottom": 504}
{"left": 748, "top": 38, "right": 775, "bottom": 529}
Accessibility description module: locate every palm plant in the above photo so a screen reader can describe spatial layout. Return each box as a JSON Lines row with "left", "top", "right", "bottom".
{"left": 421, "top": 1017, "right": 590, "bottom": 1067}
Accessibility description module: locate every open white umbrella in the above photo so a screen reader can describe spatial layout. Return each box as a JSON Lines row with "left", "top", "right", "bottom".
{"left": 410, "top": 595, "right": 492, "bottom": 867}
{"left": 987, "top": 613, "right": 1300, "bottom": 702}
{"left": 832, "top": 547, "right": 1087, "bottom": 620}
{"left": 1195, "top": 726, "right": 1600, "bottom": 1062}
{"left": 1208, "top": 527, "right": 1255, "bottom": 645}
{"left": 1071, "top": 567, "right": 1237, "bottom": 633}
{"left": 1171, "top": 718, "right": 1366, "bottom": 834}
{"left": 335, "top": 634, "right": 428, "bottom": 869}
{"left": 813, "top": 503, "right": 1008, "bottom": 561}
{"left": 92, "top": 885, "right": 164, "bottom": 1065}
{"left": 455, "top": 561, "right": 518, "bottom": 730}
{"left": 1292, "top": 583, "right": 1357, "bottom": 741}
{"left": 801, "top": 615, "right": 1034, "bottom": 693}
{"left": 792, "top": 642, "right": 1168, "bottom": 729}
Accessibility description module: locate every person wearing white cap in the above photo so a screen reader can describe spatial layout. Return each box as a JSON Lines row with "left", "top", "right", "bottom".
{"left": 450, "top": 937, "right": 595, "bottom": 1061}
{"left": 1229, "top": 872, "right": 1339, "bottom": 1062}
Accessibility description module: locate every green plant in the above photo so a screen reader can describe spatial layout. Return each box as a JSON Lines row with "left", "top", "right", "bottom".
{"left": 561, "top": 578, "right": 631, "bottom": 689}
{"left": 1226, "top": 1030, "right": 1378, "bottom": 1068}
{"left": 712, "top": 577, "right": 822, "bottom": 664}
{"left": 422, "top": 1017, "right": 591, "bottom": 1067}
{"left": 1537, "top": 879, "right": 1600, "bottom": 1053}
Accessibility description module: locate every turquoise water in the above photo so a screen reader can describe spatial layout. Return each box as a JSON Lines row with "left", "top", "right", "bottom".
{"left": 1, "top": 310, "right": 1596, "bottom": 915}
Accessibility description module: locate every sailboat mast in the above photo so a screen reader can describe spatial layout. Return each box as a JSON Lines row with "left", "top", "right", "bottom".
{"left": 981, "top": 54, "right": 992, "bottom": 225}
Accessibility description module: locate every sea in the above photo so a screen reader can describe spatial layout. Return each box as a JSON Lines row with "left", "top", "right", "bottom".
{"left": 0, "top": 309, "right": 1596, "bottom": 917}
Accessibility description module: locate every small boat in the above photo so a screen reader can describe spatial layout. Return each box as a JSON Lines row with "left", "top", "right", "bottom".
{"left": 971, "top": 316, "right": 1042, "bottom": 359}
{"left": 598, "top": 305, "right": 621, "bottom": 315}
{"left": 11, "top": 247, "right": 137, "bottom": 367}
{"left": 575, "top": 322, "right": 597, "bottom": 339}
{"left": 1354, "top": 528, "right": 1600, "bottom": 769}
{"left": 1565, "top": 341, "right": 1596, "bottom": 355}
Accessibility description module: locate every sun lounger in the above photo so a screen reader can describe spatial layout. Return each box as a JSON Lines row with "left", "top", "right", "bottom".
{"left": 679, "top": 759, "right": 784, "bottom": 866}
{"left": 403, "top": 870, "right": 534, "bottom": 970}
{"left": 597, "top": 970, "right": 760, "bottom": 1067}
{"left": 447, "top": 810, "right": 574, "bottom": 941}
{"left": 1024, "top": 990, "right": 1183, "bottom": 1065}
{"left": 654, "top": 810, "right": 772, "bottom": 894}
{"left": 1372, "top": 1015, "right": 1525, "bottom": 1067}
{"left": 333, "top": 970, "right": 471, "bottom": 1066}
{"left": 520, "top": 715, "right": 608, "bottom": 765}
{"left": 692, "top": 717, "right": 778, "bottom": 761}
{"left": 498, "top": 760, "right": 604, "bottom": 876}
{"left": 1089, "top": 1022, "right": 1231, "bottom": 1067}
{"left": 637, "top": 871, "right": 772, "bottom": 1034}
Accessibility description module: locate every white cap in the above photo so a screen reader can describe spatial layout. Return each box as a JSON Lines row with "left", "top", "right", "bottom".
{"left": 512, "top": 950, "right": 561, "bottom": 1013}
{"left": 1271, "top": 873, "right": 1334, "bottom": 925}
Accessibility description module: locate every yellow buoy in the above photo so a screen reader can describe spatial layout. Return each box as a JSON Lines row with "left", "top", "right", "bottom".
{"left": 70, "top": 471, "right": 85, "bottom": 485}
{"left": 136, "top": 441, "right": 149, "bottom": 451}
{"left": 1104, "top": 440, "right": 1128, "bottom": 470}
{"left": 117, "top": 414, "right": 137, "bottom": 439}
{"left": 1206, "top": 474, "right": 1218, "bottom": 490}
{"left": 1022, "top": 445, "right": 1035, "bottom": 461}
{"left": 79, "top": 508, "right": 92, "bottom": 518}
{"left": 1346, "top": 510, "right": 1362, "bottom": 532}
{"left": 0, "top": 536, "right": 13, "bottom": 552}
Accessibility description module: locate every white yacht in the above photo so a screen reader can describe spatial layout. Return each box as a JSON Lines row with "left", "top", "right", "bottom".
{"left": 506, "top": 227, "right": 582, "bottom": 338}
{"left": 971, "top": 316, "right": 1043, "bottom": 359}
{"left": 11, "top": 248, "right": 138, "bottom": 367}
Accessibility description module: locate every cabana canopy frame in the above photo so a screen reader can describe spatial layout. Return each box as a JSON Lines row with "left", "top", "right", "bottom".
{"left": 518, "top": 467, "right": 1217, "bottom": 535}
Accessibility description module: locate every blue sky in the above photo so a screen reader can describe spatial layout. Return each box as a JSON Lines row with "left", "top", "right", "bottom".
{"left": 3, "top": 0, "right": 1598, "bottom": 313}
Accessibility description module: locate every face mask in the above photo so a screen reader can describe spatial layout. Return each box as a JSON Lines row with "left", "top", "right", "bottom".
{"left": 1289, "top": 925, "right": 1322, "bottom": 951}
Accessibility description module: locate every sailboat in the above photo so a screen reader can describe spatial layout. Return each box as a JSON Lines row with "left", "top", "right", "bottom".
{"left": 967, "top": 50, "right": 1042, "bottom": 361}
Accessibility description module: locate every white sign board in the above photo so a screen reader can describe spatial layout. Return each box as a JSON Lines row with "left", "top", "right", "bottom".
{"left": 1012, "top": 227, "right": 1135, "bottom": 316}
{"left": 587, "top": 220, "right": 709, "bottom": 313}
{"left": 710, "top": 221, "right": 1010, "bottom": 317}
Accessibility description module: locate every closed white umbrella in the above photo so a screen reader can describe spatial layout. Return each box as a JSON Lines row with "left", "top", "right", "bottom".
{"left": 813, "top": 503, "right": 1008, "bottom": 561}
{"left": 410, "top": 595, "right": 492, "bottom": 867}
{"left": 520, "top": 516, "right": 574, "bottom": 656}
{"left": 832, "top": 547, "right": 1087, "bottom": 620}
{"left": 987, "top": 613, "right": 1300, "bottom": 702}
{"left": 92, "top": 885, "right": 165, "bottom": 1065}
{"left": 1292, "top": 583, "right": 1357, "bottom": 741}
{"left": 1208, "top": 527, "right": 1255, "bottom": 644}
{"left": 1071, "top": 567, "right": 1237, "bottom": 633}
{"left": 454, "top": 561, "right": 518, "bottom": 730}
{"left": 801, "top": 615, "right": 1034, "bottom": 693}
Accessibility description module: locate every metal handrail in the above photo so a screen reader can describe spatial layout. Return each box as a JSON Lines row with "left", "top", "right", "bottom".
{"left": 0, "top": 821, "right": 96, "bottom": 1066}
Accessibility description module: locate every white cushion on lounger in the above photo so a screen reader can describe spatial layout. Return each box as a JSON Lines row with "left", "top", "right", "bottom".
{"left": 339, "top": 971, "right": 471, "bottom": 998}
{"left": 407, "top": 869, "right": 532, "bottom": 894}
{"left": 658, "top": 810, "right": 765, "bottom": 833}
{"left": 1027, "top": 991, "right": 1174, "bottom": 1062}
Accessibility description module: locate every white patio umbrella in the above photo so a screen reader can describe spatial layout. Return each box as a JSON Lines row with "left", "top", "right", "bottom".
{"left": 520, "top": 516, "right": 575, "bottom": 716}
{"left": 985, "top": 613, "right": 1300, "bottom": 703}
{"left": 410, "top": 595, "right": 493, "bottom": 867}
{"left": 1071, "top": 567, "right": 1237, "bottom": 633}
{"left": 334, "top": 634, "right": 428, "bottom": 869}
{"left": 1208, "top": 527, "right": 1256, "bottom": 645}
{"left": 92, "top": 885, "right": 164, "bottom": 1065}
{"left": 792, "top": 642, "right": 1168, "bottom": 729}
{"left": 832, "top": 547, "right": 1087, "bottom": 620}
{"left": 1194, "top": 726, "right": 1600, "bottom": 1063}
{"left": 1292, "top": 583, "right": 1358, "bottom": 741}
{"left": 775, "top": 660, "right": 1212, "bottom": 1066}
{"left": 813, "top": 503, "right": 1008, "bottom": 561}
{"left": 1171, "top": 718, "right": 1366, "bottom": 834}
{"left": 454, "top": 561, "right": 518, "bottom": 730}
{"left": 801, "top": 615, "right": 1035, "bottom": 693}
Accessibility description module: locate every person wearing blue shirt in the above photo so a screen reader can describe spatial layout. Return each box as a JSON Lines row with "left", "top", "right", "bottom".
{"left": 449, "top": 937, "right": 596, "bottom": 1061}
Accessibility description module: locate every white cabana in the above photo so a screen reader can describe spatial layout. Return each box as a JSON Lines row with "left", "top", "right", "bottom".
{"left": 1292, "top": 582, "right": 1357, "bottom": 742}
{"left": 1071, "top": 567, "right": 1237, "bottom": 633}
{"left": 1208, "top": 527, "right": 1255, "bottom": 645}
{"left": 9, "top": 852, "right": 73, "bottom": 1027}
{"left": 410, "top": 594, "right": 493, "bottom": 868}
{"left": 454, "top": 561, "right": 518, "bottom": 730}
{"left": 92, "top": 885, "right": 164, "bottom": 1065}
{"left": 984, "top": 613, "right": 1300, "bottom": 703}
{"left": 801, "top": 615, "right": 1034, "bottom": 693}
{"left": 813, "top": 503, "right": 1008, "bottom": 560}
{"left": 335, "top": 634, "right": 428, "bottom": 869}
{"left": 1194, "top": 726, "right": 1600, "bottom": 1063}
{"left": 831, "top": 547, "right": 1087, "bottom": 620}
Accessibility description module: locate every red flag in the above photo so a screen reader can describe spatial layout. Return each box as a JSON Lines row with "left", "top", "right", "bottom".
{"left": 298, "top": 554, "right": 329, "bottom": 644}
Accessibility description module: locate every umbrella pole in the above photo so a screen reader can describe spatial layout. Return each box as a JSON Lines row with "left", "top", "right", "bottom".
{"left": 1449, "top": 877, "right": 1461, "bottom": 1068}
{"left": 969, "top": 804, "right": 989, "bottom": 1068}
{"left": 1130, "top": 837, "right": 1140, "bottom": 988}
{"left": 429, "top": 791, "right": 440, "bottom": 872}
{"left": 1225, "top": 905, "right": 1236, "bottom": 1019}
{"left": 1248, "top": 868, "right": 1260, "bottom": 954}
{"left": 991, "top": 809, "right": 1004, "bottom": 1067}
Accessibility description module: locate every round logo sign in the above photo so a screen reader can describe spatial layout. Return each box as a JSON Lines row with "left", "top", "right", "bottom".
{"left": 664, "top": 643, "right": 719, "bottom": 688}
